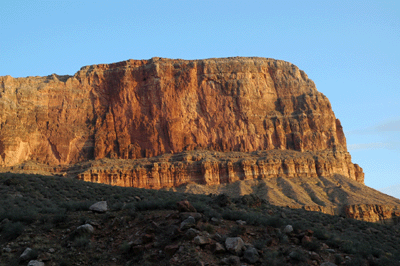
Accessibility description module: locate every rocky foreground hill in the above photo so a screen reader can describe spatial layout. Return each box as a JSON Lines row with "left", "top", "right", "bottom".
{"left": 1, "top": 57, "right": 399, "bottom": 224}
{"left": 1, "top": 173, "right": 400, "bottom": 266}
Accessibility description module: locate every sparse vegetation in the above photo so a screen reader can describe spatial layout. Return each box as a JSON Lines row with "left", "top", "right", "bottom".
{"left": 0, "top": 172, "right": 400, "bottom": 265}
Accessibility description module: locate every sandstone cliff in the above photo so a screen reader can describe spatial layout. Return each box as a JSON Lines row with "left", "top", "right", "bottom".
{"left": 344, "top": 204, "right": 400, "bottom": 224}
{"left": 0, "top": 57, "right": 363, "bottom": 186}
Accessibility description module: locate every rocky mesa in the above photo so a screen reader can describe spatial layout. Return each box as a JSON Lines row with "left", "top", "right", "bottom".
{"left": 0, "top": 57, "right": 363, "bottom": 188}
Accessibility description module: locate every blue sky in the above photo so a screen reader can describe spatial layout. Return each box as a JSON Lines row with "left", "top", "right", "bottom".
{"left": 1, "top": 1, "right": 399, "bottom": 196}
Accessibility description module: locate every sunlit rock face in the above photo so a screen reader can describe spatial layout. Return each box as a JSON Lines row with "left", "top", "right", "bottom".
{"left": 0, "top": 57, "right": 364, "bottom": 187}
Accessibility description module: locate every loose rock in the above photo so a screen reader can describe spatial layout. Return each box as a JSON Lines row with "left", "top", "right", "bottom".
{"left": 180, "top": 216, "right": 196, "bottom": 230}
{"left": 283, "top": 225, "right": 293, "bottom": 234}
{"left": 243, "top": 247, "right": 259, "bottom": 263}
{"left": 225, "top": 237, "right": 245, "bottom": 255}
{"left": 89, "top": 201, "right": 108, "bottom": 213}
{"left": 27, "top": 261, "right": 44, "bottom": 266}
{"left": 20, "top": 248, "right": 35, "bottom": 261}
{"left": 194, "top": 235, "right": 210, "bottom": 245}
{"left": 177, "top": 200, "right": 196, "bottom": 212}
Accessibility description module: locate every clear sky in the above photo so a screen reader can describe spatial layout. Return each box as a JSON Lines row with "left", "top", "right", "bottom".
{"left": 1, "top": 1, "right": 399, "bottom": 196}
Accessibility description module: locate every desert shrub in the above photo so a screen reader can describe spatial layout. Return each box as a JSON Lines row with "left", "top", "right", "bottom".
{"left": 265, "top": 216, "right": 284, "bottom": 228}
{"left": 277, "top": 231, "right": 289, "bottom": 244}
{"left": 228, "top": 226, "right": 246, "bottom": 237}
{"left": 326, "top": 234, "right": 342, "bottom": 248}
{"left": 303, "top": 238, "right": 320, "bottom": 251}
{"left": 73, "top": 236, "right": 91, "bottom": 248}
{"left": 368, "top": 256, "right": 397, "bottom": 266}
{"left": 254, "top": 238, "right": 269, "bottom": 250}
{"left": 340, "top": 240, "right": 356, "bottom": 254}
{"left": 120, "top": 241, "right": 131, "bottom": 254}
{"left": 59, "top": 259, "right": 72, "bottom": 266}
{"left": 123, "top": 202, "right": 136, "bottom": 210}
{"left": 191, "top": 201, "right": 209, "bottom": 213}
{"left": 111, "top": 202, "right": 124, "bottom": 211}
{"left": 40, "top": 206, "right": 63, "bottom": 214}
{"left": 39, "top": 214, "right": 52, "bottom": 224}
{"left": 1, "top": 221, "right": 24, "bottom": 241}
{"left": 4, "top": 208, "right": 37, "bottom": 224}
{"left": 313, "top": 228, "right": 330, "bottom": 240}
{"left": 222, "top": 210, "right": 246, "bottom": 221}
{"left": 262, "top": 250, "right": 286, "bottom": 266}
{"left": 345, "top": 255, "right": 366, "bottom": 266}
{"left": 239, "top": 194, "right": 263, "bottom": 207}
{"left": 201, "top": 224, "right": 215, "bottom": 234}
{"left": 61, "top": 201, "right": 92, "bottom": 212}
{"left": 52, "top": 212, "right": 68, "bottom": 225}
{"left": 221, "top": 209, "right": 281, "bottom": 227}
{"left": 213, "top": 194, "right": 231, "bottom": 207}
{"left": 135, "top": 198, "right": 176, "bottom": 211}
{"left": 192, "top": 202, "right": 220, "bottom": 219}
{"left": 335, "top": 254, "right": 344, "bottom": 264}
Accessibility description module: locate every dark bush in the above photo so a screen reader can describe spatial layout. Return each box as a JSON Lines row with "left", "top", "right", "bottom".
{"left": 303, "top": 239, "right": 320, "bottom": 251}
{"left": 61, "top": 201, "right": 92, "bottom": 212}
{"left": 240, "top": 194, "right": 263, "bottom": 207}
{"left": 335, "top": 254, "right": 344, "bottom": 265}
{"left": 340, "top": 240, "right": 356, "bottom": 254}
{"left": 4, "top": 209, "right": 37, "bottom": 224}
{"left": 345, "top": 255, "right": 366, "bottom": 266}
{"left": 73, "top": 236, "right": 91, "bottom": 248}
{"left": 313, "top": 228, "right": 330, "bottom": 240}
{"left": 135, "top": 198, "right": 176, "bottom": 211}
{"left": 1, "top": 221, "right": 24, "bottom": 241}
{"left": 52, "top": 212, "right": 68, "bottom": 225}
{"left": 266, "top": 216, "right": 284, "bottom": 228}
{"left": 213, "top": 194, "right": 231, "bottom": 207}
{"left": 229, "top": 226, "right": 246, "bottom": 237}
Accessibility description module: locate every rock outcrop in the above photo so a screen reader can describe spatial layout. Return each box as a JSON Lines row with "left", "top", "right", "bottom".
{"left": 75, "top": 149, "right": 363, "bottom": 189}
{"left": 0, "top": 57, "right": 364, "bottom": 187}
{"left": 344, "top": 204, "right": 400, "bottom": 224}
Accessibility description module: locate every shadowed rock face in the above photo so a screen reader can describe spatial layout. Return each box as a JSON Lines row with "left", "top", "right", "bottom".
{"left": 0, "top": 57, "right": 364, "bottom": 186}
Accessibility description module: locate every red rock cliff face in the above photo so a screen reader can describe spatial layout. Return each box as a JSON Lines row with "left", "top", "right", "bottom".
{"left": 0, "top": 57, "right": 364, "bottom": 186}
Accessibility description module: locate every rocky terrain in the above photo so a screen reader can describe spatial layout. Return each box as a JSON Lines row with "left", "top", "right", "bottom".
{"left": 1, "top": 173, "right": 400, "bottom": 266}
{"left": 0, "top": 57, "right": 363, "bottom": 187}
{"left": 2, "top": 56, "right": 400, "bottom": 226}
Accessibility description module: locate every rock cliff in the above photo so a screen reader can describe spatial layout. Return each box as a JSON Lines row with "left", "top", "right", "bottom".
{"left": 0, "top": 57, "right": 364, "bottom": 187}
{"left": 344, "top": 204, "right": 400, "bottom": 224}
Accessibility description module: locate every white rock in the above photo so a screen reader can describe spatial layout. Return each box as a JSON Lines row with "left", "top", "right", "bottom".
{"left": 27, "top": 260, "right": 45, "bottom": 266}
{"left": 225, "top": 237, "right": 245, "bottom": 255}
{"left": 89, "top": 201, "right": 108, "bottom": 213}
{"left": 77, "top": 224, "right": 94, "bottom": 234}
{"left": 20, "top": 248, "right": 33, "bottom": 260}
{"left": 283, "top": 225, "right": 293, "bottom": 234}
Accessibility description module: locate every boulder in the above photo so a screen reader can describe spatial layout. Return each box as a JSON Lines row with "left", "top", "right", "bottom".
{"left": 76, "top": 224, "right": 94, "bottom": 234}
{"left": 283, "top": 225, "right": 293, "bottom": 234}
{"left": 320, "top": 262, "right": 337, "bottom": 266}
{"left": 212, "top": 242, "right": 226, "bottom": 254}
{"left": 243, "top": 247, "right": 259, "bottom": 263}
{"left": 185, "top": 228, "right": 199, "bottom": 240}
{"left": 225, "top": 237, "right": 245, "bottom": 255}
{"left": 180, "top": 216, "right": 196, "bottom": 230}
{"left": 194, "top": 235, "right": 211, "bottom": 245}
{"left": 20, "top": 248, "right": 36, "bottom": 261}
{"left": 89, "top": 201, "right": 108, "bottom": 213}
{"left": 27, "top": 261, "right": 45, "bottom": 266}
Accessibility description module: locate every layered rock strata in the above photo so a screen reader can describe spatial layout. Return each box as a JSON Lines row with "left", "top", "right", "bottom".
{"left": 75, "top": 149, "right": 363, "bottom": 189}
{"left": 0, "top": 57, "right": 363, "bottom": 187}
{"left": 344, "top": 204, "right": 400, "bottom": 224}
